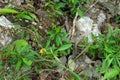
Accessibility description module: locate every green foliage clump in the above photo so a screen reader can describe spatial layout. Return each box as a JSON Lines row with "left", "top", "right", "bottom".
{"left": 45, "top": 0, "right": 89, "bottom": 18}
{"left": 0, "top": 39, "right": 36, "bottom": 80}
{"left": 83, "top": 24, "right": 120, "bottom": 80}
{"left": 0, "top": 7, "right": 38, "bottom": 22}
{"left": 42, "top": 24, "right": 72, "bottom": 57}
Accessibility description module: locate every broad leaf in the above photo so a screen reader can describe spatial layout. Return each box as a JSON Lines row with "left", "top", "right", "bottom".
{"left": 12, "top": 39, "right": 28, "bottom": 50}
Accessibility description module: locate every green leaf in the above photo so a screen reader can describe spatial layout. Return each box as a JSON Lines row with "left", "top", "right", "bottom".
{"left": 114, "top": 15, "right": 120, "bottom": 22}
{"left": 22, "top": 58, "right": 32, "bottom": 66}
{"left": 102, "top": 66, "right": 119, "bottom": 80}
{"left": 81, "top": 0, "right": 90, "bottom": 2}
{"left": 77, "top": 9, "right": 83, "bottom": 17}
{"left": 15, "top": 59, "right": 22, "bottom": 71}
{"left": 104, "top": 45, "right": 115, "bottom": 54}
{"left": 72, "top": 0, "right": 75, "bottom": 3}
{"left": 0, "top": 61, "right": 2, "bottom": 70}
{"left": 28, "top": 12, "right": 39, "bottom": 22}
{"left": 106, "top": 24, "right": 113, "bottom": 39}
{"left": 54, "top": 10, "right": 63, "bottom": 15}
{"left": 69, "top": 70, "right": 82, "bottom": 80}
{"left": 20, "top": 14, "right": 32, "bottom": 21}
{"left": 45, "top": 38, "right": 51, "bottom": 48}
{"left": 24, "top": 77, "right": 30, "bottom": 80}
{"left": 45, "top": 1, "right": 54, "bottom": 7}
{"left": 58, "top": 44, "right": 72, "bottom": 51}
{"left": 0, "top": 8, "right": 18, "bottom": 14}
{"left": 17, "top": 45, "right": 29, "bottom": 54}
{"left": 35, "top": 32, "right": 39, "bottom": 40}
{"left": 47, "top": 30, "right": 55, "bottom": 35}
{"left": 55, "top": 2, "right": 65, "bottom": 9}
{"left": 12, "top": 39, "right": 28, "bottom": 50}
{"left": 55, "top": 35, "right": 62, "bottom": 46}
{"left": 54, "top": 0, "right": 59, "bottom": 2}
{"left": 101, "top": 54, "right": 113, "bottom": 73}
{"left": 15, "top": 11, "right": 36, "bottom": 21}
{"left": 55, "top": 26, "right": 61, "bottom": 33}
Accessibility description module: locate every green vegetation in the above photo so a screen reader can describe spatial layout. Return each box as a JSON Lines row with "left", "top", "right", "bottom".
{"left": 45, "top": 0, "right": 89, "bottom": 18}
{"left": 0, "top": 0, "right": 120, "bottom": 80}
{"left": 0, "top": 40, "right": 35, "bottom": 79}
{"left": 81, "top": 24, "right": 120, "bottom": 80}
{"left": 44, "top": 24, "right": 72, "bottom": 56}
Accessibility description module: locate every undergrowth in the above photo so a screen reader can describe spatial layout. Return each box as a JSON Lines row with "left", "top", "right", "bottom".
{"left": 0, "top": 0, "right": 120, "bottom": 80}
{"left": 80, "top": 24, "right": 120, "bottom": 80}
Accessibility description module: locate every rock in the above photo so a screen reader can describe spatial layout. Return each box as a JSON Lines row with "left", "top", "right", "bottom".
{"left": 75, "top": 16, "right": 100, "bottom": 42}
{"left": 98, "top": 0, "right": 120, "bottom": 16}
{"left": 0, "top": 16, "right": 13, "bottom": 47}
{"left": 97, "top": 11, "right": 106, "bottom": 27}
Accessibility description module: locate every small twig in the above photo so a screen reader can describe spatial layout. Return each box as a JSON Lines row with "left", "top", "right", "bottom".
{"left": 68, "top": 7, "right": 79, "bottom": 38}
{"left": 65, "top": 16, "right": 69, "bottom": 32}
{"left": 72, "top": 11, "right": 78, "bottom": 35}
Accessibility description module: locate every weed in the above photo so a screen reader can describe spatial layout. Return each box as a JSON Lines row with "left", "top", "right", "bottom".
{"left": 15, "top": 10, "right": 38, "bottom": 22}
{"left": 114, "top": 15, "right": 120, "bottom": 22}
{"left": 45, "top": 0, "right": 89, "bottom": 18}
{"left": 0, "top": 7, "right": 38, "bottom": 22}
{"left": 42, "top": 24, "right": 72, "bottom": 57}
{"left": 0, "top": 39, "right": 37, "bottom": 79}
{"left": 81, "top": 24, "right": 120, "bottom": 79}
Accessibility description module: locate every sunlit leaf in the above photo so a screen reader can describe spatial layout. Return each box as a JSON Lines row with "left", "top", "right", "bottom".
{"left": 22, "top": 58, "right": 32, "bottom": 66}
{"left": 28, "top": 12, "right": 39, "bottom": 22}
{"left": 0, "top": 8, "right": 18, "bottom": 14}
{"left": 102, "top": 66, "right": 119, "bottom": 80}
{"left": 58, "top": 44, "right": 72, "bottom": 51}
{"left": 77, "top": 9, "right": 83, "bottom": 17}
{"left": 12, "top": 39, "right": 28, "bottom": 49}
{"left": 101, "top": 54, "right": 113, "bottom": 73}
